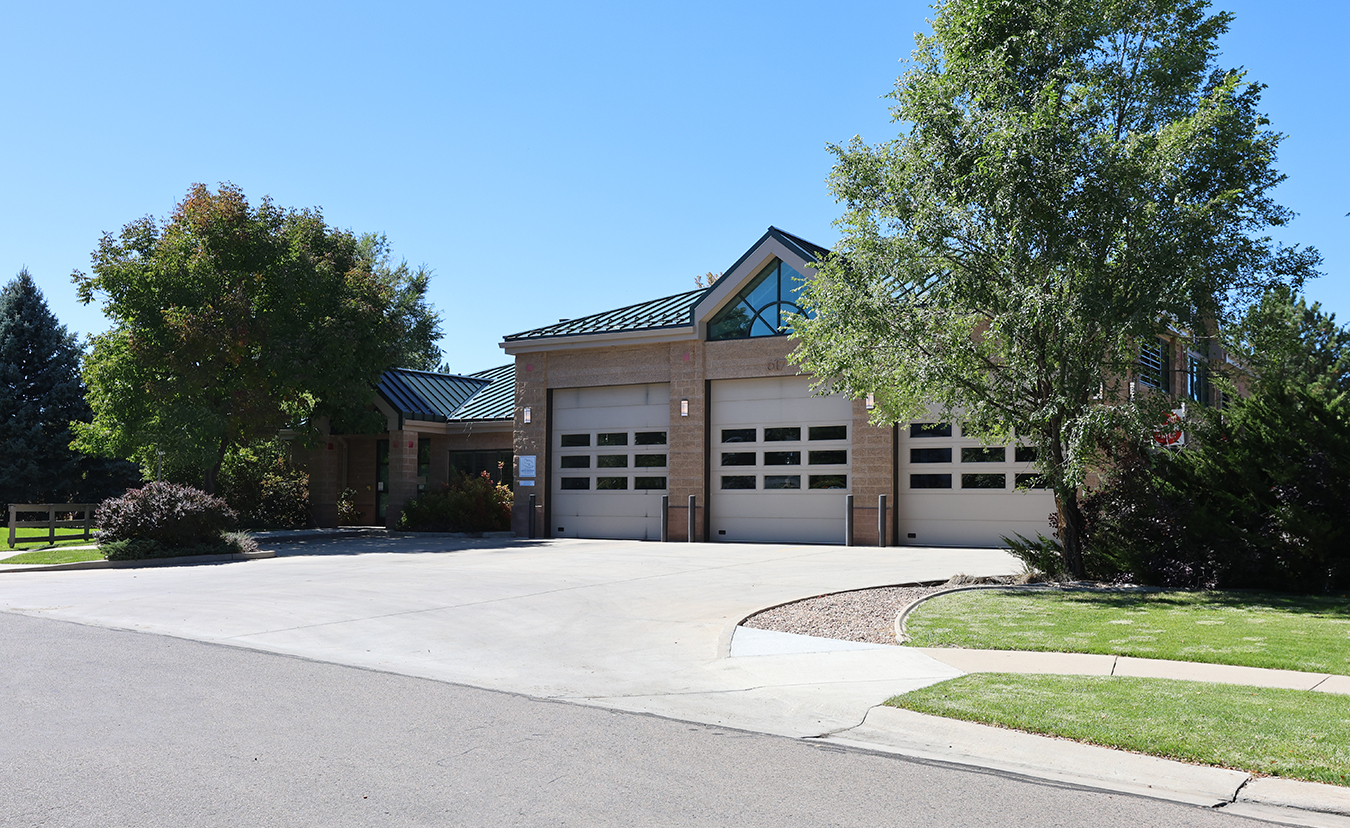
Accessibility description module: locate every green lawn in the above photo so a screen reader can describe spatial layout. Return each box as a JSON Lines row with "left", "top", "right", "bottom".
{"left": 890, "top": 673, "right": 1350, "bottom": 787}
{"left": 1, "top": 546, "right": 104, "bottom": 565}
{"left": 905, "top": 588, "right": 1350, "bottom": 675}
{"left": 5, "top": 526, "right": 99, "bottom": 550}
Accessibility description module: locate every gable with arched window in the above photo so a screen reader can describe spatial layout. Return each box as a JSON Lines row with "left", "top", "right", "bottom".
{"left": 706, "top": 257, "right": 812, "bottom": 341}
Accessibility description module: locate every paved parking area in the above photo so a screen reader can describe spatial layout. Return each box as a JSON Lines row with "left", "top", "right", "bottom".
{"left": 0, "top": 536, "right": 1016, "bottom": 736}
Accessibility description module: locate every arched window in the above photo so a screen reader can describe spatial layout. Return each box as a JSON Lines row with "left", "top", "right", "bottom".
{"left": 707, "top": 258, "right": 811, "bottom": 341}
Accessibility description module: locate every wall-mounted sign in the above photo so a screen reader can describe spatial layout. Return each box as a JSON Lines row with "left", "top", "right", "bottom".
{"left": 519, "top": 455, "right": 537, "bottom": 477}
{"left": 519, "top": 480, "right": 535, "bottom": 487}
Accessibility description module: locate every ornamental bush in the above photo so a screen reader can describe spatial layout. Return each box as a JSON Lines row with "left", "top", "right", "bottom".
{"left": 96, "top": 481, "right": 238, "bottom": 547}
{"left": 219, "top": 440, "right": 310, "bottom": 529}
{"left": 398, "top": 472, "right": 512, "bottom": 532}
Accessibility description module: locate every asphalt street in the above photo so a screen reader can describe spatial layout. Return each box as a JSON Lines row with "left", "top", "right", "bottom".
{"left": 1, "top": 611, "right": 1266, "bottom": 828}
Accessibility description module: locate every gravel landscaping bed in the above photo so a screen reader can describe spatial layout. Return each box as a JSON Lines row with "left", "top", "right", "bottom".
{"left": 741, "top": 576, "right": 1024, "bottom": 645}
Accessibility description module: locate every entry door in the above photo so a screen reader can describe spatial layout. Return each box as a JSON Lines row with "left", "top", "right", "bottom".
{"left": 551, "top": 383, "right": 670, "bottom": 540}
{"left": 709, "top": 376, "right": 853, "bottom": 544}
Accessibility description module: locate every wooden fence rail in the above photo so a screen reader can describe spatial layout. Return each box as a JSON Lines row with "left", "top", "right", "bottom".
{"left": 7, "top": 504, "right": 98, "bottom": 548}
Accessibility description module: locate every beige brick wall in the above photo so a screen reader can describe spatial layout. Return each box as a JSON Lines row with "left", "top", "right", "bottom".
{"left": 387, "top": 430, "right": 419, "bottom": 529}
{"left": 668, "top": 341, "right": 705, "bottom": 540}
{"left": 512, "top": 353, "right": 548, "bottom": 536}
{"left": 850, "top": 399, "right": 895, "bottom": 546}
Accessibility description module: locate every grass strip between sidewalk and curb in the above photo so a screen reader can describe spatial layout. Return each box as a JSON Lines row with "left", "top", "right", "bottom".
{"left": 904, "top": 588, "right": 1350, "bottom": 675}
{"left": 1, "top": 547, "right": 105, "bottom": 565}
{"left": 889, "top": 673, "right": 1350, "bottom": 788}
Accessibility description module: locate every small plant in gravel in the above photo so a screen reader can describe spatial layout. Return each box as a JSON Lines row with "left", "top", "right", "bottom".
{"left": 96, "top": 482, "right": 239, "bottom": 557}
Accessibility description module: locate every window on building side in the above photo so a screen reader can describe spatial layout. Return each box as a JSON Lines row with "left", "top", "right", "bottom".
{"left": 707, "top": 257, "right": 812, "bottom": 340}
{"left": 1187, "top": 355, "right": 1210, "bottom": 406}
{"left": 1138, "top": 337, "right": 1171, "bottom": 392}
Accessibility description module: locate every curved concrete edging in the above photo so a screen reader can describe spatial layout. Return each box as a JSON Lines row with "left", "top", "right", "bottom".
{"left": 720, "top": 579, "right": 948, "bottom": 659}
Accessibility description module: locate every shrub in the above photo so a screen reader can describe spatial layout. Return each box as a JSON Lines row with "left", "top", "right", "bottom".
{"left": 398, "top": 472, "right": 512, "bottom": 532}
{"left": 103, "top": 531, "right": 257, "bottom": 561}
{"left": 336, "top": 488, "right": 363, "bottom": 526}
{"left": 1002, "top": 532, "right": 1067, "bottom": 581}
{"left": 219, "top": 439, "right": 310, "bottom": 529}
{"left": 96, "top": 482, "right": 238, "bottom": 547}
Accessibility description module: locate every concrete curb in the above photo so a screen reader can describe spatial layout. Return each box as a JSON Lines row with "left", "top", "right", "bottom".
{"left": 826, "top": 706, "right": 1350, "bottom": 824}
{"left": 252, "top": 528, "right": 518, "bottom": 544}
{"left": 0, "top": 549, "right": 274, "bottom": 574}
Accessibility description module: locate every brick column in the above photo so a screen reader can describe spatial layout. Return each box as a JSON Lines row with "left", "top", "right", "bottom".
{"left": 850, "top": 398, "right": 895, "bottom": 546}
{"left": 386, "top": 430, "right": 419, "bottom": 529}
{"left": 667, "top": 342, "right": 706, "bottom": 541}
{"left": 512, "top": 354, "right": 548, "bottom": 537}
{"left": 305, "top": 440, "right": 342, "bottom": 528}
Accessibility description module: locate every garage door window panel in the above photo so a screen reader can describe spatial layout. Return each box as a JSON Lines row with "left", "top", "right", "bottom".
{"left": 911, "top": 423, "right": 952, "bottom": 438}
{"left": 597, "top": 455, "right": 628, "bottom": 468}
{"left": 808, "top": 425, "right": 847, "bottom": 441}
{"left": 765, "top": 427, "right": 801, "bottom": 442}
{"left": 764, "top": 475, "right": 801, "bottom": 489}
{"left": 597, "top": 433, "right": 628, "bottom": 446}
{"left": 721, "top": 452, "right": 756, "bottom": 466}
{"left": 634, "top": 454, "right": 667, "bottom": 468}
{"left": 560, "top": 478, "right": 590, "bottom": 490}
{"left": 810, "top": 475, "right": 847, "bottom": 489}
{"left": 911, "top": 474, "right": 953, "bottom": 489}
{"left": 1016, "top": 473, "right": 1049, "bottom": 488}
{"left": 721, "top": 475, "right": 756, "bottom": 490}
{"left": 560, "top": 456, "right": 590, "bottom": 469}
{"left": 722, "top": 428, "right": 756, "bottom": 443}
{"left": 962, "top": 473, "right": 1006, "bottom": 489}
{"left": 764, "top": 451, "right": 801, "bottom": 465}
{"left": 961, "top": 447, "right": 1006, "bottom": 463}
{"left": 560, "top": 434, "right": 590, "bottom": 447}
{"left": 911, "top": 447, "right": 952, "bottom": 463}
{"left": 634, "top": 477, "right": 667, "bottom": 490}
{"left": 634, "top": 431, "right": 667, "bottom": 445}
{"left": 596, "top": 477, "right": 628, "bottom": 490}
{"left": 809, "top": 450, "right": 847, "bottom": 465}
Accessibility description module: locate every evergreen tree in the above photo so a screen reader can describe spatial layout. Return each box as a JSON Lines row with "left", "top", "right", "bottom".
{"left": 0, "top": 270, "right": 90, "bottom": 511}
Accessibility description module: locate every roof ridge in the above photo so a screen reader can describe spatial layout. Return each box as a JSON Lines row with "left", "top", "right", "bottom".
{"left": 387, "top": 366, "right": 490, "bottom": 384}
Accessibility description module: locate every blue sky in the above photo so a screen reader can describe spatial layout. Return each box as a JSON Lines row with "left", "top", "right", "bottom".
{"left": 3, "top": 1, "right": 1345, "bottom": 374}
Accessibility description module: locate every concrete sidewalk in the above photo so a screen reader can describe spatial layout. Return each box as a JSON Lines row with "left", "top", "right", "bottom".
{"left": 4, "top": 536, "right": 1348, "bottom": 825}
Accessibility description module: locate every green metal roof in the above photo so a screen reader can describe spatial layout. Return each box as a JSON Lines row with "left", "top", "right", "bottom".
{"left": 502, "top": 227, "right": 829, "bottom": 343}
{"left": 376, "top": 364, "right": 515, "bottom": 423}
{"left": 450, "top": 363, "right": 515, "bottom": 421}
{"left": 503, "top": 289, "right": 707, "bottom": 342}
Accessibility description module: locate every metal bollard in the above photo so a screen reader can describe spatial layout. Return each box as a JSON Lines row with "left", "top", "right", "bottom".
{"left": 688, "top": 494, "right": 696, "bottom": 542}
{"left": 660, "top": 495, "right": 669, "bottom": 542}
{"left": 527, "top": 493, "right": 536, "bottom": 539}
{"left": 845, "top": 494, "right": 854, "bottom": 546}
{"left": 878, "top": 494, "right": 887, "bottom": 547}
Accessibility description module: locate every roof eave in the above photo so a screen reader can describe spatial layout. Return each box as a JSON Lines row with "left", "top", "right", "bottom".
{"left": 500, "top": 324, "right": 697, "bottom": 355}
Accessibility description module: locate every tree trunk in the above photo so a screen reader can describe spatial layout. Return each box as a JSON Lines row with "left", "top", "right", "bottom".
{"left": 203, "top": 437, "right": 228, "bottom": 495}
{"left": 1056, "top": 489, "right": 1088, "bottom": 580}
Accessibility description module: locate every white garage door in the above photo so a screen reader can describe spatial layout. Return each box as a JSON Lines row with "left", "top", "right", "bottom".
{"left": 896, "top": 421, "right": 1057, "bottom": 547}
{"left": 709, "top": 376, "right": 853, "bottom": 544}
{"left": 552, "top": 383, "right": 670, "bottom": 540}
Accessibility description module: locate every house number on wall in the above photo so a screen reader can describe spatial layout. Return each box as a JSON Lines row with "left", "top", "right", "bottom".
{"left": 766, "top": 359, "right": 787, "bottom": 372}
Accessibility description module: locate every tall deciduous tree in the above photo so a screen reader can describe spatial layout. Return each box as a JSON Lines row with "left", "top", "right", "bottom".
{"left": 790, "top": 0, "right": 1319, "bottom": 577}
{"left": 73, "top": 183, "right": 443, "bottom": 493}
{"left": 0, "top": 270, "right": 89, "bottom": 511}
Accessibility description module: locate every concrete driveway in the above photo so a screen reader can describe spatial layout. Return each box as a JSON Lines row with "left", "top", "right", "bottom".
{"left": 0, "top": 536, "right": 1015, "bottom": 736}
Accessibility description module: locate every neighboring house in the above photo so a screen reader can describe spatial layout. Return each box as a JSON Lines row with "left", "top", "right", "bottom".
{"left": 503, "top": 227, "right": 1057, "bottom": 547}
{"left": 299, "top": 364, "right": 515, "bottom": 527}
